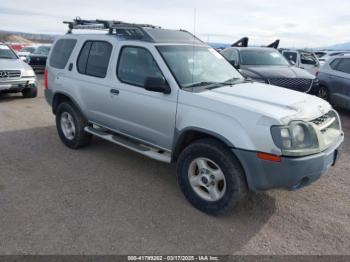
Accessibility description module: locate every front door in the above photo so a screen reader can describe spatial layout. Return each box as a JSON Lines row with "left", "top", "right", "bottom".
{"left": 105, "top": 45, "right": 178, "bottom": 150}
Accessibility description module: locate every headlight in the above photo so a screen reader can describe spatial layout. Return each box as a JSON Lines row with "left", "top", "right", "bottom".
{"left": 22, "top": 69, "right": 35, "bottom": 77}
{"left": 271, "top": 121, "right": 319, "bottom": 156}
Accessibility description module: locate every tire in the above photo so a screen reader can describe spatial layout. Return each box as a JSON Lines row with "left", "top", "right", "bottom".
{"left": 22, "top": 87, "right": 37, "bottom": 98}
{"left": 56, "top": 102, "right": 92, "bottom": 149}
{"left": 176, "top": 138, "right": 248, "bottom": 216}
{"left": 318, "top": 85, "right": 330, "bottom": 102}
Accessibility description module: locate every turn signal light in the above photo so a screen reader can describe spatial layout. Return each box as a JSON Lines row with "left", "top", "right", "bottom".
{"left": 257, "top": 152, "right": 281, "bottom": 162}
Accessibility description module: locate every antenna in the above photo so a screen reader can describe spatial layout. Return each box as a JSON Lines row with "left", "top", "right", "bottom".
{"left": 192, "top": 8, "right": 197, "bottom": 92}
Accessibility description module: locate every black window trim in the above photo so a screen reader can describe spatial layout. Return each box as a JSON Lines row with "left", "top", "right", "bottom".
{"left": 116, "top": 45, "right": 166, "bottom": 88}
{"left": 76, "top": 40, "right": 113, "bottom": 79}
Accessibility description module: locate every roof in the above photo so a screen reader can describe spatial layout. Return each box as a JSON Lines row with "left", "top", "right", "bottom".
{"left": 63, "top": 18, "right": 204, "bottom": 45}
{"left": 230, "top": 47, "right": 279, "bottom": 52}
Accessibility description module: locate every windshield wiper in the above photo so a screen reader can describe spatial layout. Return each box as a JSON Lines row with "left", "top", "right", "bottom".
{"left": 184, "top": 81, "right": 219, "bottom": 89}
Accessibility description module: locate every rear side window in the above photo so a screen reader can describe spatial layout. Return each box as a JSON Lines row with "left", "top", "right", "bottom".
{"left": 77, "top": 41, "right": 112, "bottom": 78}
{"left": 334, "top": 58, "right": 350, "bottom": 74}
{"left": 329, "top": 59, "right": 340, "bottom": 70}
{"left": 49, "top": 39, "right": 77, "bottom": 69}
{"left": 283, "top": 52, "right": 297, "bottom": 63}
{"left": 117, "top": 46, "right": 163, "bottom": 87}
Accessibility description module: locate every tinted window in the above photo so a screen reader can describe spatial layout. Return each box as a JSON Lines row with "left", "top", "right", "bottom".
{"left": 329, "top": 59, "right": 340, "bottom": 70}
{"left": 221, "top": 49, "right": 239, "bottom": 63}
{"left": 240, "top": 50, "right": 289, "bottom": 66}
{"left": 50, "top": 39, "right": 77, "bottom": 69}
{"left": 33, "top": 46, "right": 51, "bottom": 55}
{"left": 300, "top": 52, "right": 317, "bottom": 65}
{"left": 283, "top": 51, "right": 297, "bottom": 63}
{"left": 117, "top": 46, "right": 163, "bottom": 87}
{"left": 334, "top": 58, "right": 350, "bottom": 74}
{"left": 77, "top": 41, "right": 112, "bottom": 78}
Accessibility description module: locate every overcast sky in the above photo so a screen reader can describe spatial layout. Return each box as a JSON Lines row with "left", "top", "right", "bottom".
{"left": 0, "top": 0, "right": 349, "bottom": 47}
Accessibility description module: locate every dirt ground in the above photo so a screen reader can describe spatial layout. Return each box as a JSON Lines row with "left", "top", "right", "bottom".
{"left": 0, "top": 75, "right": 349, "bottom": 255}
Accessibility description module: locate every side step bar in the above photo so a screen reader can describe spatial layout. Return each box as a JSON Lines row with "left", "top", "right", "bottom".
{"left": 84, "top": 126, "right": 171, "bottom": 163}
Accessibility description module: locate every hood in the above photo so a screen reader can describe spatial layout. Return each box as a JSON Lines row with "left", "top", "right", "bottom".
{"left": 198, "top": 82, "right": 331, "bottom": 123}
{"left": 0, "top": 58, "right": 32, "bottom": 71}
{"left": 240, "top": 65, "right": 314, "bottom": 80}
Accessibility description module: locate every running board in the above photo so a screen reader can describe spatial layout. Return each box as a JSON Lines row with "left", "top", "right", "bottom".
{"left": 84, "top": 126, "right": 171, "bottom": 163}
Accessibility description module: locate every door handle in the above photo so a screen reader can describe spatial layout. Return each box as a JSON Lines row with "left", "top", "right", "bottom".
{"left": 68, "top": 63, "right": 73, "bottom": 71}
{"left": 110, "top": 89, "right": 120, "bottom": 95}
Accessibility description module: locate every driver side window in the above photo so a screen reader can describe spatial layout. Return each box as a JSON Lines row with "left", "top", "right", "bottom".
{"left": 117, "top": 46, "right": 163, "bottom": 87}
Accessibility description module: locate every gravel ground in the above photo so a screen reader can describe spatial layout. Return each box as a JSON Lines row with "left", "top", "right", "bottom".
{"left": 0, "top": 75, "right": 349, "bottom": 255}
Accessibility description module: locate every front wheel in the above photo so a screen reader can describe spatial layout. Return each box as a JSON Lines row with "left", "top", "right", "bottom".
{"left": 176, "top": 139, "right": 248, "bottom": 216}
{"left": 318, "top": 85, "right": 330, "bottom": 102}
{"left": 22, "top": 87, "right": 37, "bottom": 98}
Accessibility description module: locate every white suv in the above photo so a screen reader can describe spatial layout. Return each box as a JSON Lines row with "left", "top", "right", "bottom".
{"left": 44, "top": 19, "right": 344, "bottom": 215}
{"left": 0, "top": 43, "right": 37, "bottom": 98}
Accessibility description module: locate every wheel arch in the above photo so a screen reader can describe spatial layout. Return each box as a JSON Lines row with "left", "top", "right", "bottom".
{"left": 52, "top": 92, "right": 86, "bottom": 119}
{"left": 171, "top": 127, "right": 234, "bottom": 163}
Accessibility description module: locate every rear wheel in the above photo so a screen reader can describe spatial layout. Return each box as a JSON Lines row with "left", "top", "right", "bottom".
{"left": 56, "top": 102, "right": 92, "bottom": 149}
{"left": 177, "top": 139, "right": 248, "bottom": 215}
{"left": 22, "top": 87, "right": 37, "bottom": 98}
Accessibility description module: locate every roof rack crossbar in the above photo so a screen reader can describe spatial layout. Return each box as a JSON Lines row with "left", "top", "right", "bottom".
{"left": 63, "top": 17, "right": 160, "bottom": 41}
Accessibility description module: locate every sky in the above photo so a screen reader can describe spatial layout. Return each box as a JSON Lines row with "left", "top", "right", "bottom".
{"left": 0, "top": 0, "right": 349, "bottom": 48}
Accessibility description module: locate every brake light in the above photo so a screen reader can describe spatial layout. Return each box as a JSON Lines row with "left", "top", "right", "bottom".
{"left": 257, "top": 152, "right": 281, "bottom": 162}
{"left": 44, "top": 67, "right": 48, "bottom": 89}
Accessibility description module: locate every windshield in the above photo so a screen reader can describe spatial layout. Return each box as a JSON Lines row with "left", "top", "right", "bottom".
{"left": 0, "top": 44, "right": 18, "bottom": 59}
{"left": 240, "top": 49, "right": 290, "bottom": 66}
{"left": 157, "top": 45, "right": 243, "bottom": 89}
{"left": 20, "top": 47, "right": 35, "bottom": 53}
{"left": 32, "top": 46, "right": 51, "bottom": 55}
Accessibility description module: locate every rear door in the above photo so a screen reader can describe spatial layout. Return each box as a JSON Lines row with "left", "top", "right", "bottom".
{"left": 330, "top": 58, "right": 350, "bottom": 108}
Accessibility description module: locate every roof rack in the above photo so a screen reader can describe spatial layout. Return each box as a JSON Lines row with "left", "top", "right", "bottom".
{"left": 266, "top": 39, "right": 280, "bottom": 49}
{"left": 63, "top": 17, "right": 161, "bottom": 42}
{"left": 231, "top": 37, "right": 249, "bottom": 47}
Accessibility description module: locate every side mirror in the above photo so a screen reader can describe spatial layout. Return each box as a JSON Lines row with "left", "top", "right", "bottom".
{"left": 229, "top": 60, "right": 240, "bottom": 69}
{"left": 144, "top": 77, "right": 171, "bottom": 94}
{"left": 289, "top": 60, "right": 296, "bottom": 66}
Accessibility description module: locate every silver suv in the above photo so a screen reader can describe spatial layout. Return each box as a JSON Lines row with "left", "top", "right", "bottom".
{"left": 0, "top": 43, "right": 37, "bottom": 98}
{"left": 45, "top": 19, "right": 344, "bottom": 215}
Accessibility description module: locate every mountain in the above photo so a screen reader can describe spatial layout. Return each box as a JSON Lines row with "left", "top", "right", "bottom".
{"left": 0, "top": 30, "right": 56, "bottom": 43}
{"left": 325, "top": 42, "right": 350, "bottom": 51}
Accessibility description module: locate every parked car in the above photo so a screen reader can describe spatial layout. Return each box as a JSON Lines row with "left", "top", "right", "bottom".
{"left": 27, "top": 45, "right": 51, "bottom": 72}
{"left": 280, "top": 49, "right": 320, "bottom": 75}
{"left": 220, "top": 46, "right": 319, "bottom": 94}
{"left": 316, "top": 51, "right": 350, "bottom": 66}
{"left": 317, "top": 55, "right": 350, "bottom": 109}
{"left": 45, "top": 19, "right": 344, "bottom": 215}
{"left": 0, "top": 43, "right": 37, "bottom": 98}
{"left": 17, "top": 46, "right": 37, "bottom": 61}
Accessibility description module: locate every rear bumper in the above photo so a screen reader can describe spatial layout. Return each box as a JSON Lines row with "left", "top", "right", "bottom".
{"left": 233, "top": 136, "right": 344, "bottom": 191}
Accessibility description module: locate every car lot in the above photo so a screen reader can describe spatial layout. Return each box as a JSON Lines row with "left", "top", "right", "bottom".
{"left": 0, "top": 75, "right": 349, "bottom": 255}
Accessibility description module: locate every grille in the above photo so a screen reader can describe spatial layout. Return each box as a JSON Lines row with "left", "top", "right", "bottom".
{"left": 29, "top": 57, "right": 46, "bottom": 65}
{"left": 268, "top": 78, "right": 313, "bottom": 92}
{"left": 0, "top": 70, "right": 21, "bottom": 80}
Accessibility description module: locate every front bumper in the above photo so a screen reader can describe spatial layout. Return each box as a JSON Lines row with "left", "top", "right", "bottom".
{"left": 0, "top": 78, "right": 36, "bottom": 92}
{"left": 233, "top": 136, "right": 344, "bottom": 191}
